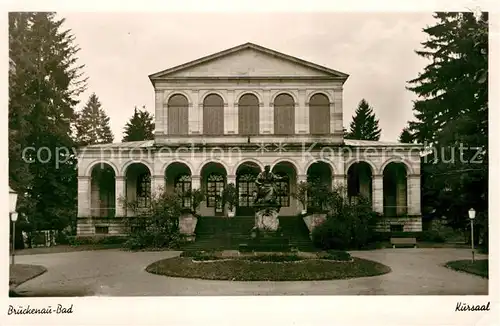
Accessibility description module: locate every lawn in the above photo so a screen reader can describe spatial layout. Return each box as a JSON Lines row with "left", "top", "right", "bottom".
{"left": 445, "top": 259, "right": 488, "bottom": 278}
{"left": 9, "top": 264, "right": 47, "bottom": 289}
{"left": 146, "top": 253, "right": 391, "bottom": 281}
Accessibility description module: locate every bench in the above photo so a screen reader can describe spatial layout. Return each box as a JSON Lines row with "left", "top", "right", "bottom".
{"left": 391, "top": 237, "right": 417, "bottom": 248}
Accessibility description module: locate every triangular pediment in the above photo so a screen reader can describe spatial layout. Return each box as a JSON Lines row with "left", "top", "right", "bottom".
{"left": 149, "top": 43, "right": 349, "bottom": 80}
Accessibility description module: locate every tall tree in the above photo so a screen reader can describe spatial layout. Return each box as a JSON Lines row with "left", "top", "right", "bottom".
{"left": 407, "top": 12, "right": 488, "bottom": 243}
{"left": 399, "top": 127, "right": 414, "bottom": 143}
{"left": 75, "top": 93, "right": 114, "bottom": 146}
{"left": 122, "top": 106, "right": 155, "bottom": 142}
{"left": 345, "top": 99, "right": 381, "bottom": 141}
{"left": 9, "top": 12, "right": 87, "bottom": 233}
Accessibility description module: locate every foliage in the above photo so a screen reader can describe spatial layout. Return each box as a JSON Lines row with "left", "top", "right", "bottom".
{"left": 311, "top": 186, "right": 379, "bottom": 250}
{"left": 406, "top": 12, "right": 488, "bottom": 249}
{"left": 344, "top": 99, "right": 381, "bottom": 140}
{"left": 9, "top": 12, "right": 87, "bottom": 232}
{"left": 123, "top": 190, "right": 182, "bottom": 250}
{"left": 122, "top": 106, "right": 155, "bottom": 142}
{"left": 318, "top": 250, "right": 352, "bottom": 261}
{"left": 68, "top": 235, "right": 127, "bottom": 246}
{"left": 291, "top": 181, "right": 308, "bottom": 212}
{"left": 74, "top": 93, "right": 114, "bottom": 146}
{"left": 306, "top": 177, "right": 332, "bottom": 212}
{"left": 399, "top": 127, "right": 414, "bottom": 143}
{"left": 222, "top": 182, "right": 238, "bottom": 211}
{"left": 184, "top": 188, "right": 205, "bottom": 214}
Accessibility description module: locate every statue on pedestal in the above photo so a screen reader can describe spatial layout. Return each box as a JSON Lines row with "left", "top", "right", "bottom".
{"left": 252, "top": 165, "right": 283, "bottom": 234}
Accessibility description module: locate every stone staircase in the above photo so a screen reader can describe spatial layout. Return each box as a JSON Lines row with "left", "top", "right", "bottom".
{"left": 181, "top": 215, "right": 316, "bottom": 251}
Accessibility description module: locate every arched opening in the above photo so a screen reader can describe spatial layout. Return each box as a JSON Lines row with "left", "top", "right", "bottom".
{"left": 90, "top": 163, "right": 116, "bottom": 218}
{"left": 235, "top": 162, "right": 262, "bottom": 216}
{"left": 124, "top": 163, "right": 151, "bottom": 216}
{"left": 167, "top": 94, "right": 189, "bottom": 135}
{"left": 165, "top": 162, "right": 192, "bottom": 208}
{"left": 200, "top": 162, "right": 228, "bottom": 216}
{"left": 203, "top": 93, "right": 224, "bottom": 135}
{"left": 238, "top": 93, "right": 259, "bottom": 135}
{"left": 347, "top": 162, "right": 373, "bottom": 204}
{"left": 306, "top": 161, "right": 333, "bottom": 210}
{"left": 383, "top": 162, "right": 408, "bottom": 217}
{"left": 309, "top": 93, "right": 330, "bottom": 135}
{"left": 272, "top": 161, "right": 298, "bottom": 215}
{"left": 274, "top": 93, "right": 295, "bottom": 135}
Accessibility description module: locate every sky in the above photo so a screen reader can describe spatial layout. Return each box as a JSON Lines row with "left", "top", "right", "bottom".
{"left": 61, "top": 12, "right": 437, "bottom": 142}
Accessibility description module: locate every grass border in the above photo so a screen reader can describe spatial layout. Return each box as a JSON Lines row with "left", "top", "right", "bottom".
{"left": 445, "top": 259, "right": 488, "bottom": 279}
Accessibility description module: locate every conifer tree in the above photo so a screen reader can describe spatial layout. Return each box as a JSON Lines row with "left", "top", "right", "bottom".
{"left": 407, "top": 12, "right": 488, "bottom": 239}
{"left": 122, "top": 106, "right": 155, "bottom": 142}
{"left": 75, "top": 93, "right": 114, "bottom": 146}
{"left": 345, "top": 99, "right": 381, "bottom": 140}
{"left": 9, "top": 12, "right": 87, "bottom": 232}
{"left": 399, "top": 127, "right": 413, "bottom": 143}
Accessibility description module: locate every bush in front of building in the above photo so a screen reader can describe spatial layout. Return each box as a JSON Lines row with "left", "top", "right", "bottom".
{"left": 123, "top": 190, "right": 183, "bottom": 250}
{"left": 311, "top": 186, "right": 379, "bottom": 250}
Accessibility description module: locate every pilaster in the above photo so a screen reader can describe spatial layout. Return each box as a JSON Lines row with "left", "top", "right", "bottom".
{"left": 115, "top": 176, "right": 126, "bottom": 217}
{"left": 372, "top": 174, "right": 383, "bottom": 214}
{"left": 407, "top": 174, "right": 421, "bottom": 215}
{"left": 155, "top": 90, "right": 164, "bottom": 135}
{"left": 77, "top": 176, "right": 91, "bottom": 217}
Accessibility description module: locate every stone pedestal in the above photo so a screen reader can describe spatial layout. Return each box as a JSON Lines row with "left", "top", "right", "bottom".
{"left": 254, "top": 206, "right": 280, "bottom": 232}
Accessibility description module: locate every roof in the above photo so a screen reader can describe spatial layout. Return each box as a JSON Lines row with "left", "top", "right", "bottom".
{"left": 83, "top": 140, "right": 154, "bottom": 149}
{"left": 148, "top": 42, "right": 349, "bottom": 81}
{"left": 344, "top": 139, "right": 423, "bottom": 147}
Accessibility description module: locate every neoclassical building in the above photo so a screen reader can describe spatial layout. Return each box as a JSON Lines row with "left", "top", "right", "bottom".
{"left": 76, "top": 42, "right": 422, "bottom": 236}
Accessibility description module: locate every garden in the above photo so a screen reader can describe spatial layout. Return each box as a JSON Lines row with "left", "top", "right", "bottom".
{"left": 146, "top": 250, "right": 391, "bottom": 281}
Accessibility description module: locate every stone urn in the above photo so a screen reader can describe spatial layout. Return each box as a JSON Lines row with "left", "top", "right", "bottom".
{"left": 179, "top": 211, "right": 198, "bottom": 242}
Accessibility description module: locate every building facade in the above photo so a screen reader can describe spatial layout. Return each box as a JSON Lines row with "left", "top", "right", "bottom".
{"left": 76, "top": 43, "right": 423, "bottom": 236}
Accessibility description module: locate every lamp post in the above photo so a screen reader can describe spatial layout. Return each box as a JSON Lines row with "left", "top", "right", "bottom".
{"left": 9, "top": 187, "right": 18, "bottom": 265}
{"left": 468, "top": 208, "right": 476, "bottom": 263}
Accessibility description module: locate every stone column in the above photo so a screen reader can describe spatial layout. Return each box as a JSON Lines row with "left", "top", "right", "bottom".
{"left": 77, "top": 176, "right": 91, "bottom": 217}
{"left": 333, "top": 174, "right": 346, "bottom": 189}
{"left": 372, "top": 174, "right": 383, "bottom": 214}
{"left": 115, "top": 176, "right": 126, "bottom": 217}
{"left": 191, "top": 175, "right": 201, "bottom": 189}
{"left": 227, "top": 174, "right": 236, "bottom": 185}
{"left": 407, "top": 174, "right": 421, "bottom": 216}
{"left": 152, "top": 175, "right": 165, "bottom": 195}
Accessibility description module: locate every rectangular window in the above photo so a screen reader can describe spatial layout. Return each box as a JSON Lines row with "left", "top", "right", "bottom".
{"left": 95, "top": 226, "right": 109, "bottom": 234}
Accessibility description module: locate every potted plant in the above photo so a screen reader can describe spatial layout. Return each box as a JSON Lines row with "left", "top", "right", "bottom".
{"left": 292, "top": 181, "right": 309, "bottom": 215}
{"left": 223, "top": 182, "right": 237, "bottom": 218}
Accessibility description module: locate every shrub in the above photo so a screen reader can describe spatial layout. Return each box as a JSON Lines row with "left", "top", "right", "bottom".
{"left": 123, "top": 190, "right": 183, "bottom": 250}
{"left": 244, "top": 254, "right": 303, "bottom": 262}
{"left": 68, "top": 235, "right": 127, "bottom": 246}
{"left": 419, "top": 230, "right": 445, "bottom": 243}
{"left": 318, "top": 250, "right": 352, "bottom": 261}
{"left": 311, "top": 186, "right": 378, "bottom": 250}
{"left": 222, "top": 183, "right": 238, "bottom": 212}
{"left": 180, "top": 250, "right": 221, "bottom": 261}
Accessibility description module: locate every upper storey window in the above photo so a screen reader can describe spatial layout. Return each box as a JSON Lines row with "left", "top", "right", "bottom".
{"left": 203, "top": 94, "right": 224, "bottom": 135}
{"left": 167, "top": 94, "right": 189, "bottom": 135}
{"left": 238, "top": 93, "right": 259, "bottom": 135}
{"left": 309, "top": 93, "right": 330, "bottom": 135}
{"left": 274, "top": 93, "right": 295, "bottom": 135}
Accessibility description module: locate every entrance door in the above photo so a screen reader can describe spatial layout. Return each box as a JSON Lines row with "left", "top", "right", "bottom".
{"left": 236, "top": 173, "right": 258, "bottom": 216}
{"left": 207, "top": 173, "right": 225, "bottom": 216}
